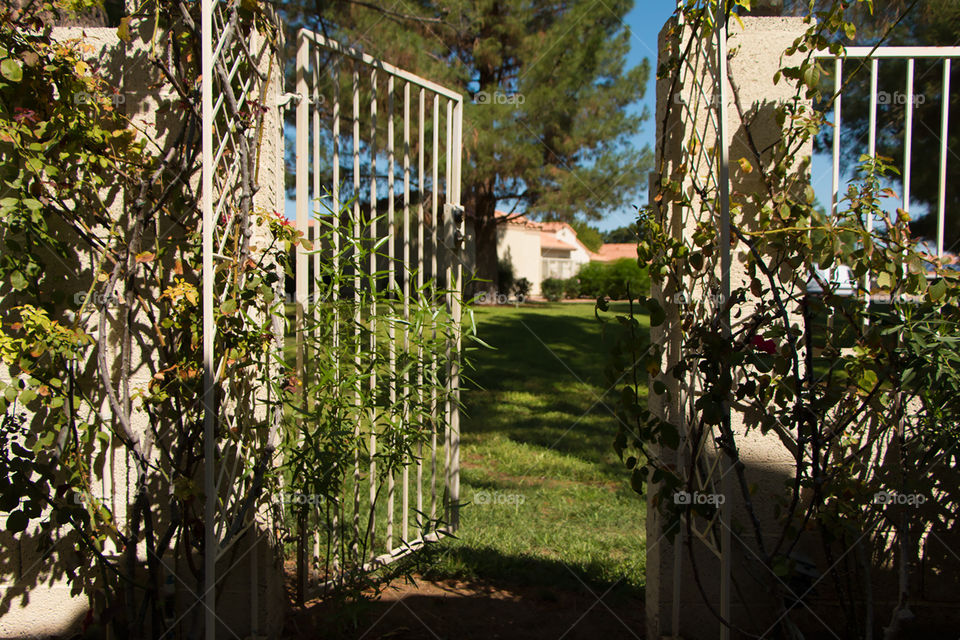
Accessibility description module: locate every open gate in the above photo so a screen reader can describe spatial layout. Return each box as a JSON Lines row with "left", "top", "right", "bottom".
{"left": 289, "top": 28, "right": 465, "bottom": 599}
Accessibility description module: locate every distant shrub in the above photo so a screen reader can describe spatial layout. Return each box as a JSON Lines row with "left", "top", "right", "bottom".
{"left": 563, "top": 276, "right": 581, "bottom": 299}
{"left": 541, "top": 278, "right": 565, "bottom": 302}
{"left": 512, "top": 277, "right": 532, "bottom": 300}
{"left": 497, "top": 258, "right": 515, "bottom": 296}
{"left": 577, "top": 258, "right": 649, "bottom": 300}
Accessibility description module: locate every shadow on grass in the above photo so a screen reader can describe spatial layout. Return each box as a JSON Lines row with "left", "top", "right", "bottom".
{"left": 463, "top": 303, "right": 649, "bottom": 476}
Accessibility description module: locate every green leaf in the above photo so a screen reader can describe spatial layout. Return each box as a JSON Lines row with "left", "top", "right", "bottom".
{"left": 1, "top": 59, "right": 23, "bottom": 83}
{"left": 9, "top": 271, "right": 27, "bottom": 290}
{"left": 630, "top": 467, "right": 644, "bottom": 494}
{"left": 647, "top": 298, "right": 666, "bottom": 327}
{"left": 6, "top": 510, "right": 28, "bottom": 533}
{"left": 659, "top": 423, "right": 680, "bottom": 449}
{"left": 929, "top": 279, "right": 947, "bottom": 302}
{"left": 877, "top": 271, "right": 893, "bottom": 290}
{"left": 220, "top": 298, "right": 238, "bottom": 315}
{"left": 117, "top": 16, "right": 132, "bottom": 42}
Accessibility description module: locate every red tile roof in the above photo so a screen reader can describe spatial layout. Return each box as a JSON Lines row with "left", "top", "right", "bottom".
{"left": 539, "top": 231, "right": 577, "bottom": 251}
{"left": 495, "top": 210, "right": 542, "bottom": 229}
{"left": 593, "top": 243, "right": 638, "bottom": 262}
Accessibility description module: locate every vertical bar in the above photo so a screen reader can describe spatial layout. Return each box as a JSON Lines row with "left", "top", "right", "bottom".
{"left": 417, "top": 88, "right": 426, "bottom": 532}
{"left": 294, "top": 31, "right": 310, "bottom": 605}
{"left": 368, "top": 68, "right": 378, "bottom": 559}
{"left": 831, "top": 58, "right": 842, "bottom": 216}
{"left": 387, "top": 74, "right": 396, "bottom": 553}
{"left": 331, "top": 58, "right": 341, "bottom": 574}
{"left": 868, "top": 58, "right": 878, "bottom": 160}
{"left": 201, "top": 1, "right": 216, "bottom": 636}
{"left": 716, "top": 10, "right": 731, "bottom": 640}
{"left": 352, "top": 63, "right": 362, "bottom": 557}
{"left": 449, "top": 97, "right": 463, "bottom": 530}
{"left": 938, "top": 59, "right": 951, "bottom": 258}
{"left": 866, "top": 58, "right": 878, "bottom": 317}
{"left": 903, "top": 59, "right": 915, "bottom": 220}
{"left": 402, "top": 81, "right": 411, "bottom": 544}
{"left": 443, "top": 98, "right": 453, "bottom": 527}
{"left": 430, "top": 93, "right": 439, "bottom": 523}
{"left": 296, "top": 39, "right": 310, "bottom": 316}
{"left": 311, "top": 44, "right": 322, "bottom": 570}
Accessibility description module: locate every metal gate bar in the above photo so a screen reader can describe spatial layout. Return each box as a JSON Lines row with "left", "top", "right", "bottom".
{"left": 812, "top": 46, "right": 960, "bottom": 304}
{"left": 293, "top": 28, "right": 464, "bottom": 584}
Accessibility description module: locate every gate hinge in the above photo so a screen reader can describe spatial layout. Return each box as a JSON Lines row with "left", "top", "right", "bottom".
{"left": 444, "top": 203, "right": 465, "bottom": 225}
{"left": 443, "top": 203, "right": 465, "bottom": 250}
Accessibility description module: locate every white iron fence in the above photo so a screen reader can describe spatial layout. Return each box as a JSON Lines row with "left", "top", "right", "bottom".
{"left": 289, "top": 28, "right": 465, "bottom": 599}
{"left": 813, "top": 46, "right": 960, "bottom": 307}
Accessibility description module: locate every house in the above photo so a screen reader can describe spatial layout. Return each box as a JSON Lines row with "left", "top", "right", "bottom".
{"left": 495, "top": 211, "right": 599, "bottom": 295}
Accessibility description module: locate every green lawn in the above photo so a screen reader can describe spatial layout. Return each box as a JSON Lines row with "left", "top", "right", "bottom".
{"left": 413, "top": 301, "right": 650, "bottom": 596}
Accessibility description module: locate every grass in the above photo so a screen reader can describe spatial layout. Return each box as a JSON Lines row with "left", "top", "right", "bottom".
{"left": 410, "top": 300, "right": 651, "bottom": 597}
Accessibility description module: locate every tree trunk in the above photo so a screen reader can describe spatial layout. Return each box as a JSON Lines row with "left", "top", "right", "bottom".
{"left": 472, "top": 193, "right": 499, "bottom": 298}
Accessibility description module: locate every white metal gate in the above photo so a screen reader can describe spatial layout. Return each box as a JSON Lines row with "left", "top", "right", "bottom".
{"left": 290, "top": 28, "right": 464, "bottom": 598}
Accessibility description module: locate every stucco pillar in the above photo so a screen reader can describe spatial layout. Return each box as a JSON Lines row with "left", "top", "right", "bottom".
{"left": 646, "top": 16, "right": 811, "bottom": 640}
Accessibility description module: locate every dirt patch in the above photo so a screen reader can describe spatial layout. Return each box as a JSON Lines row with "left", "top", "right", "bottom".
{"left": 282, "top": 574, "right": 645, "bottom": 639}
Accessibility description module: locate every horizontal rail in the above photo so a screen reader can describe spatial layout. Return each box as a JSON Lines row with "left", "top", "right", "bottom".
{"left": 299, "top": 29, "right": 464, "bottom": 102}
{"left": 814, "top": 46, "right": 960, "bottom": 59}
{"left": 310, "top": 528, "right": 453, "bottom": 595}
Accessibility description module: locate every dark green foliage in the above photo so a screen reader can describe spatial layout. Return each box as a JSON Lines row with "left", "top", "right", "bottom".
{"left": 570, "top": 220, "right": 604, "bottom": 253}
{"left": 541, "top": 278, "right": 564, "bottom": 302}
{"left": 497, "top": 258, "right": 515, "bottom": 296}
{"left": 603, "top": 224, "right": 640, "bottom": 244}
{"left": 512, "top": 277, "right": 532, "bottom": 300}
{"left": 577, "top": 259, "right": 649, "bottom": 300}
{"left": 563, "top": 276, "right": 581, "bottom": 299}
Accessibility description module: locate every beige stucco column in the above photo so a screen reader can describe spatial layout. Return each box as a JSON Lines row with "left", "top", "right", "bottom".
{"left": 646, "top": 16, "right": 811, "bottom": 640}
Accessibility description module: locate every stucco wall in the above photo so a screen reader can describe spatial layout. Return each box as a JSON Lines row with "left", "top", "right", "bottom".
{"left": 0, "top": 21, "right": 286, "bottom": 640}
{"left": 498, "top": 225, "right": 543, "bottom": 295}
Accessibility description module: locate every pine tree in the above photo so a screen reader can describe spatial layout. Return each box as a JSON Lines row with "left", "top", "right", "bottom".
{"left": 290, "top": 1, "right": 652, "bottom": 290}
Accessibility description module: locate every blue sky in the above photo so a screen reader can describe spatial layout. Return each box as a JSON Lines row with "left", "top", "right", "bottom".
{"left": 284, "top": 1, "right": 682, "bottom": 232}
{"left": 599, "top": 0, "right": 679, "bottom": 231}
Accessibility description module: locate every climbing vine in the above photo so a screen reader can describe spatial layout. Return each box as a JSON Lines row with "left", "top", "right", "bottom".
{"left": 603, "top": 0, "right": 960, "bottom": 637}
{"left": 0, "top": 0, "right": 290, "bottom": 636}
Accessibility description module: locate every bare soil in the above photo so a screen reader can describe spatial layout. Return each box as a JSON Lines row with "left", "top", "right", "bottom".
{"left": 281, "top": 573, "right": 645, "bottom": 640}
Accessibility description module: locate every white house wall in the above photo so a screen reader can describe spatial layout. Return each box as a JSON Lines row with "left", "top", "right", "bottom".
{"left": 497, "top": 225, "right": 543, "bottom": 295}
